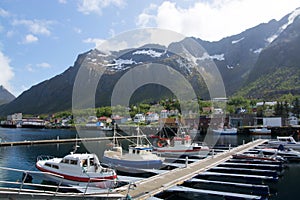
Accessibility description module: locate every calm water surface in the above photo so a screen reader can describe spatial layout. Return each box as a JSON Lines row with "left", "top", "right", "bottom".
{"left": 0, "top": 127, "right": 299, "bottom": 199}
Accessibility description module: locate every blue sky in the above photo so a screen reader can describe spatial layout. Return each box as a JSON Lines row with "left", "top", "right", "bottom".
{"left": 1, "top": 0, "right": 300, "bottom": 97}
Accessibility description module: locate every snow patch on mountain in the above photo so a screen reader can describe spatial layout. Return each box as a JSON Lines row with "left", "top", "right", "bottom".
{"left": 132, "top": 49, "right": 165, "bottom": 57}
{"left": 132, "top": 49, "right": 166, "bottom": 58}
{"left": 198, "top": 52, "right": 225, "bottom": 61}
{"left": 232, "top": 37, "right": 244, "bottom": 44}
{"left": 267, "top": 8, "right": 300, "bottom": 43}
{"left": 252, "top": 48, "right": 263, "bottom": 54}
{"left": 106, "top": 59, "right": 138, "bottom": 71}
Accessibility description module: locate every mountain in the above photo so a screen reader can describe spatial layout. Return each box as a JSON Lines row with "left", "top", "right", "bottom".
{"left": 1, "top": 8, "right": 300, "bottom": 116}
{"left": 0, "top": 86, "right": 15, "bottom": 106}
{"left": 238, "top": 8, "right": 300, "bottom": 98}
{"left": 195, "top": 18, "right": 287, "bottom": 95}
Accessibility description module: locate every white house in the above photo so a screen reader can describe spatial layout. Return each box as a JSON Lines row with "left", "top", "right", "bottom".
{"left": 145, "top": 112, "right": 159, "bottom": 123}
{"left": 133, "top": 114, "right": 145, "bottom": 123}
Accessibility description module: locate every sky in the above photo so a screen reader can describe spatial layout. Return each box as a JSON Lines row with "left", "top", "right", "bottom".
{"left": 0, "top": 0, "right": 300, "bottom": 97}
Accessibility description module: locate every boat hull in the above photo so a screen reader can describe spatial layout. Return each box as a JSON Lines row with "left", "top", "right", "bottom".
{"left": 102, "top": 156, "right": 163, "bottom": 174}
{"left": 213, "top": 129, "right": 237, "bottom": 135}
{"left": 153, "top": 147, "right": 210, "bottom": 157}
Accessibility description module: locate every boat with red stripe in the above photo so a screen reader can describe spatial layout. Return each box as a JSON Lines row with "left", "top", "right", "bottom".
{"left": 35, "top": 153, "right": 117, "bottom": 188}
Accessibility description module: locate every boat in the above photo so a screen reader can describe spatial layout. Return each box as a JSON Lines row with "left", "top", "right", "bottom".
{"left": 212, "top": 127, "right": 237, "bottom": 135}
{"left": 268, "top": 136, "right": 300, "bottom": 150}
{"left": 249, "top": 127, "right": 271, "bottom": 135}
{"left": 102, "top": 125, "right": 164, "bottom": 174}
{"left": 35, "top": 152, "right": 117, "bottom": 188}
{"left": 152, "top": 134, "right": 210, "bottom": 157}
{"left": 232, "top": 152, "right": 285, "bottom": 162}
{"left": 253, "top": 145, "right": 300, "bottom": 161}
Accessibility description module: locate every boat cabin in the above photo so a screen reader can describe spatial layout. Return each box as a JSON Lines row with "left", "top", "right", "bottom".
{"left": 128, "top": 146, "right": 153, "bottom": 155}
{"left": 276, "top": 136, "right": 297, "bottom": 144}
{"left": 58, "top": 153, "right": 101, "bottom": 172}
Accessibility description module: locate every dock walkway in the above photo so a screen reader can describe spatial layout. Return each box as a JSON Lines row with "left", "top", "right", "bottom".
{"left": 118, "top": 139, "right": 268, "bottom": 199}
{"left": 0, "top": 136, "right": 139, "bottom": 147}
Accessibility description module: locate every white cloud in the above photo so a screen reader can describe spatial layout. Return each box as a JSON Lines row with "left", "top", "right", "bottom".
{"left": 58, "top": 0, "right": 67, "bottom": 4}
{"left": 137, "top": 0, "right": 300, "bottom": 41}
{"left": 74, "top": 27, "right": 82, "bottom": 34}
{"left": 0, "top": 51, "right": 14, "bottom": 91}
{"left": 136, "top": 4, "right": 157, "bottom": 27}
{"left": 0, "top": 8, "right": 10, "bottom": 17}
{"left": 37, "top": 62, "right": 51, "bottom": 68}
{"left": 26, "top": 64, "right": 34, "bottom": 72}
{"left": 83, "top": 37, "right": 106, "bottom": 48}
{"left": 13, "top": 19, "right": 53, "bottom": 36}
{"left": 77, "top": 0, "right": 125, "bottom": 15}
{"left": 23, "top": 34, "right": 38, "bottom": 44}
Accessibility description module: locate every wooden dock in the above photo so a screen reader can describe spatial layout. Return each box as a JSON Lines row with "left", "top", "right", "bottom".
{"left": 118, "top": 139, "right": 268, "bottom": 199}
{"left": 0, "top": 136, "right": 139, "bottom": 147}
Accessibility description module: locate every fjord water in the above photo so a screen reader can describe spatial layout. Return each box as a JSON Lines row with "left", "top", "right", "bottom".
{"left": 0, "top": 127, "right": 299, "bottom": 199}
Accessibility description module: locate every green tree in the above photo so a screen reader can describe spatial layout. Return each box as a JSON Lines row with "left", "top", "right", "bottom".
{"left": 292, "top": 98, "right": 300, "bottom": 117}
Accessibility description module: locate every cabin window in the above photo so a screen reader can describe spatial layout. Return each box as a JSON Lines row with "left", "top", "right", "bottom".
{"left": 132, "top": 149, "right": 136, "bottom": 154}
{"left": 52, "top": 165, "right": 59, "bottom": 169}
{"left": 45, "top": 163, "right": 51, "bottom": 167}
{"left": 70, "top": 160, "right": 78, "bottom": 165}
{"left": 82, "top": 159, "right": 88, "bottom": 167}
{"left": 137, "top": 150, "right": 140, "bottom": 154}
{"left": 61, "top": 159, "right": 71, "bottom": 164}
{"left": 90, "top": 158, "right": 94, "bottom": 166}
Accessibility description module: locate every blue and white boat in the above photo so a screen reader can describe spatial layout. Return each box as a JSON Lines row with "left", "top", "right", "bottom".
{"left": 213, "top": 127, "right": 237, "bottom": 135}
{"left": 102, "top": 125, "right": 164, "bottom": 174}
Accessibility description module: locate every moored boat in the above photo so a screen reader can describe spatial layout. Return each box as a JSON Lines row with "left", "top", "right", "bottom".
{"left": 232, "top": 153, "right": 285, "bottom": 162}
{"left": 268, "top": 136, "right": 300, "bottom": 150}
{"left": 35, "top": 152, "right": 117, "bottom": 188}
{"left": 102, "top": 125, "right": 164, "bottom": 174}
{"left": 152, "top": 134, "right": 210, "bottom": 157}
{"left": 212, "top": 127, "right": 237, "bottom": 135}
{"left": 249, "top": 127, "right": 271, "bottom": 135}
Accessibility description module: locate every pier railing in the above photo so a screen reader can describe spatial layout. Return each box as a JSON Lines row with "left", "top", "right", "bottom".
{"left": 0, "top": 166, "right": 124, "bottom": 198}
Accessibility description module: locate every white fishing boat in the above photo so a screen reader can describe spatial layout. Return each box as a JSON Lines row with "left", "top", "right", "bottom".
{"left": 102, "top": 125, "right": 164, "bottom": 174}
{"left": 35, "top": 152, "right": 117, "bottom": 188}
{"left": 152, "top": 134, "right": 210, "bottom": 157}
{"left": 249, "top": 127, "right": 271, "bottom": 135}
{"left": 268, "top": 136, "right": 300, "bottom": 150}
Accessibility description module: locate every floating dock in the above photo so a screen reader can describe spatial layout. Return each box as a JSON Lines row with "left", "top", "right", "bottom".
{"left": 117, "top": 139, "right": 268, "bottom": 199}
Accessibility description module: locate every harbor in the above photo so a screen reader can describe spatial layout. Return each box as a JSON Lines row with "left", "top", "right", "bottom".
{"left": 1, "top": 127, "right": 300, "bottom": 199}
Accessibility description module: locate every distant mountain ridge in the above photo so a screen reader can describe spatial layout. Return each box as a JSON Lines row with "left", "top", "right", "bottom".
{"left": 1, "top": 8, "right": 300, "bottom": 116}
{"left": 0, "top": 86, "right": 15, "bottom": 106}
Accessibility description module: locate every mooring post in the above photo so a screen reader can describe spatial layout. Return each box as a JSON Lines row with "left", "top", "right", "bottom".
{"left": 185, "top": 156, "right": 188, "bottom": 167}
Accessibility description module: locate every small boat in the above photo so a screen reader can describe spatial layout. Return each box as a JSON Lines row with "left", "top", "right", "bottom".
{"left": 36, "top": 152, "right": 117, "bottom": 188}
{"left": 254, "top": 145, "right": 300, "bottom": 160}
{"left": 212, "top": 127, "right": 237, "bottom": 135}
{"left": 268, "top": 136, "right": 300, "bottom": 150}
{"left": 152, "top": 134, "right": 210, "bottom": 157}
{"left": 102, "top": 125, "right": 164, "bottom": 174}
{"left": 249, "top": 127, "right": 271, "bottom": 135}
{"left": 232, "top": 152, "right": 285, "bottom": 162}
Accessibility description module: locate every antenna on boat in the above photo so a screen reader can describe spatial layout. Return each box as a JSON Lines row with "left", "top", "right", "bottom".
{"left": 72, "top": 134, "right": 80, "bottom": 154}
